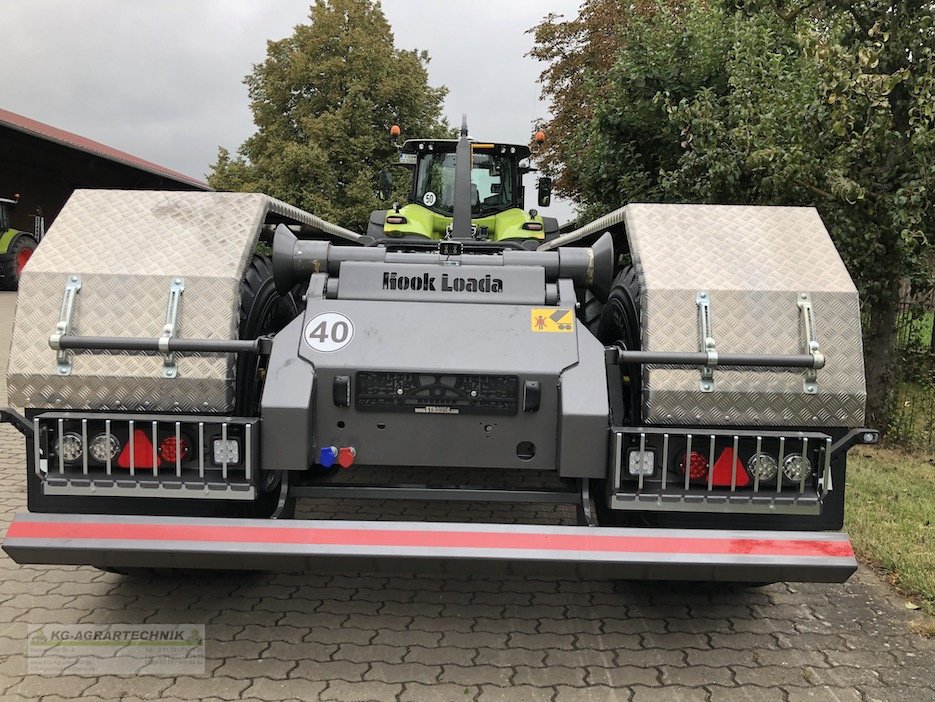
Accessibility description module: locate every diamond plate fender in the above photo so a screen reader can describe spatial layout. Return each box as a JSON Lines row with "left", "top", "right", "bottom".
{"left": 623, "top": 204, "right": 866, "bottom": 427}
{"left": 6, "top": 190, "right": 349, "bottom": 413}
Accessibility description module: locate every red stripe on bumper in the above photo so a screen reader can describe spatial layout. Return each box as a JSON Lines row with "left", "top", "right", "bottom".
{"left": 6, "top": 521, "right": 854, "bottom": 559}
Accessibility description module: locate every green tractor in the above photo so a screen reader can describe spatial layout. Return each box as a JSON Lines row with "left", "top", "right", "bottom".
{"left": 0, "top": 195, "right": 42, "bottom": 291}
{"left": 368, "top": 117, "right": 557, "bottom": 249}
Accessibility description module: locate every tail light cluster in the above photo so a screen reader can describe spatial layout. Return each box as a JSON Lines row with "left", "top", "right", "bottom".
{"left": 45, "top": 419, "right": 244, "bottom": 473}
{"left": 625, "top": 435, "right": 820, "bottom": 490}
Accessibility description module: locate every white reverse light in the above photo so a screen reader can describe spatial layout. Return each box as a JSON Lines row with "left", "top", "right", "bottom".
{"left": 89, "top": 433, "right": 120, "bottom": 462}
{"left": 212, "top": 439, "right": 240, "bottom": 465}
{"left": 783, "top": 453, "right": 811, "bottom": 482}
{"left": 59, "top": 432, "right": 83, "bottom": 463}
{"left": 747, "top": 453, "right": 778, "bottom": 481}
{"left": 627, "top": 449, "right": 655, "bottom": 476}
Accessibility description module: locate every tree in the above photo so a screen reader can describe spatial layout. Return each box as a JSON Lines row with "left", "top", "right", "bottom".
{"left": 209, "top": 0, "right": 451, "bottom": 230}
{"left": 531, "top": 0, "right": 935, "bottom": 428}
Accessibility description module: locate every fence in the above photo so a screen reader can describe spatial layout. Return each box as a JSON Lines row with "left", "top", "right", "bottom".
{"left": 889, "top": 289, "right": 935, "bottom": 454}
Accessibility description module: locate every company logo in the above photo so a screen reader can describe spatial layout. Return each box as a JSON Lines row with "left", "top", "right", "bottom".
{"left": 382, "top": 271, "right": 503, "bottom": 293}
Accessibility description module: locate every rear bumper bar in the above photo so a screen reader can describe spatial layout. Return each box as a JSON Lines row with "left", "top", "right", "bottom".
{"left": 2, "top": 513, "right": 857, "bottom": 583}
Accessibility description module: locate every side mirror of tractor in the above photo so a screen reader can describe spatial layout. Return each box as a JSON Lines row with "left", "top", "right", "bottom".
{"left": 537, "top": 177, "right": 552, "bottom": 208}
{"left": 378, "top": 169, "right": 394, "bottom": 200}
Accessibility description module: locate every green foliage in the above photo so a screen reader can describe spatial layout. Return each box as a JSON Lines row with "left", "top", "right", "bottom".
{"left": 532, "top": 0, "right": 935, "bottom": 426}
{"left": 209, "top": 0, "right": 451, "bottom": 231}
{"left": 847, "top": 446, "right": 935, "bottom": 619}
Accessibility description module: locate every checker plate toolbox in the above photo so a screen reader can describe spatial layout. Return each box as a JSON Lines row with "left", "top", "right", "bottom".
{"left": 2, "top": 125, "right": 875, "bottom": 582}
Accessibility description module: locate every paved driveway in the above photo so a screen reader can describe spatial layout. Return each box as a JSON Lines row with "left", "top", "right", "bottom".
{"left": 0, "top": 290, "right": 933, "bottom": 701}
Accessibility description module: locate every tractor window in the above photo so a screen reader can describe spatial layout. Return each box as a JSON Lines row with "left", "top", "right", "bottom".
{"left": 0, "top": 205, "right": 9, "bottom": 231}
{"left": 414, "top": 150, "right": 516, "bottom": 215}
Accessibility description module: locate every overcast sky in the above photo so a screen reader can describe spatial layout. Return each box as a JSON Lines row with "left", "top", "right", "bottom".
{"left": 3, "top": 0, "right": 582, "bottom": 221}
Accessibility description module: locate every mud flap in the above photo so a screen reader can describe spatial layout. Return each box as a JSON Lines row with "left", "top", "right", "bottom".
{"left": 3, "top": 513, "right": 857, "bottom": 583}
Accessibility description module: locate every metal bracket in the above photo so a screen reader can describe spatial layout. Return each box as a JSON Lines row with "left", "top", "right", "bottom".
{"left": 798, "top": 292, "right": 821, "bottom": 394}
{"left": 696, "top": 291, "right": 716, "bottom": 392}
{"left": 160, "top": 278, "right": 185, "bottom": 378}
{"left": 49, "top": 276, "right": 82, "bottom": 376}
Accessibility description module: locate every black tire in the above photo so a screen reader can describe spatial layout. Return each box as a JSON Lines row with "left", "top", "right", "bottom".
{"left": 234, "top": 256, "right": 299, "bottom": 519}
{"left": 0, "top": 235, "right": 38, "bottom": 291}
{"left": 594, "top": 267, "right": 643, "bottom": 528}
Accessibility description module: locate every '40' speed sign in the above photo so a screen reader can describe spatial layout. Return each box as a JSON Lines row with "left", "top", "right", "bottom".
{"left": 303, "top": 312, "right": 354, "bottom": 352}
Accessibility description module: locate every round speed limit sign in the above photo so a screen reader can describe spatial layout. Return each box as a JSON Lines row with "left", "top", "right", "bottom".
{"left": 303, "top": 312, "right": 354, "bottom": 352}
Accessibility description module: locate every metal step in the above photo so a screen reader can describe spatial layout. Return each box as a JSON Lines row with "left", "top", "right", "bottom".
{"left": 3, "top": 513, "right": 857, "bottom": 583}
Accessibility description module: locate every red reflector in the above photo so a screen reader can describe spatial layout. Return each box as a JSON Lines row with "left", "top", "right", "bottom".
{"left": 677, "top": 451, "right": 708, "bottom": 481}
{"left": 711, "top": 448, "right": 750, "bottom": 487}
{"left": 117, "top": 429, "right": 156, "bottom": 470}
{"left": 159, "top": 435, "right": 191, "bottom": 464}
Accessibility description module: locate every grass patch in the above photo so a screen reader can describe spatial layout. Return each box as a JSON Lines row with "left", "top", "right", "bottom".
{"left": 846, "top": 446, "right": 935, "bottom": 622}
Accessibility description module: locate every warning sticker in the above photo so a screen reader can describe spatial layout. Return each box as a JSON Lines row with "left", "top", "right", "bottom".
{"left": 530, "top": 308, "right": 574, "bottom": 333}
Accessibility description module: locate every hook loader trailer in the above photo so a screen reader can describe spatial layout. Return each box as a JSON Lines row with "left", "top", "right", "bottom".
{"left": 1, "top": 120, "right": 876, "bottom": 583}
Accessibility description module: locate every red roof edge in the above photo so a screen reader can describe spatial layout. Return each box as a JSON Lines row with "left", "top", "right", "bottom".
{"left": 0, "top": 107, "right": 211, "bottom": 191}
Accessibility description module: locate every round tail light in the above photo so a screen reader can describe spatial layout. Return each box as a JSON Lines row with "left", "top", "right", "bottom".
{"left": 677, "top": 451, "right": 708, "bottom": 481}
{"left": 159, "top": 435, "right": 192, "bottom": 464}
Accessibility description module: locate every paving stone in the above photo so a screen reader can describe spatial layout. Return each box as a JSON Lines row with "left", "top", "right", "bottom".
{"left": 82, "top": 676, "right": 175, "bottom": 699}
{"left": 586, "top": 664, "right": 660, "bottom": 687}
{"left": 513, "top": 664, "right": 586, "bottom": 687}
{"left": 508, "top": 632, "right": 577, "bottom": 650}
{"left": 573, "top": 634, "right": 643, "bottom": 656}
{"left": 659, "top": 664, "right": 734, "bottom": 687}
{"left": 365, "top": 662, "right": 442, "bottom": 684}
{"left": 302, "top": 626, "right": 376, "bottom": 646}
{"left": 265, "top": 640, "right": 338, "bottom": 661}
{"left": 704, "top": 685, "right": 786, "bottom": 701}
{"left": 163, "top": 676, "right": 252, "bottom": 700}
{"left": 289, "top": 659, "right": 370, "bottom": 681}
{"left": 441, "top": 630, "right": 508, "bottom": 649}
{"left": 601, "top": 617, "right": 668, "bottom": 635}
{"left": 371, "top": 628, "right": 443, "bottom": 648}
{"left": 320, "top": 680, "right": 403, "bottom": 701}
{"left": 474, "top": 647, "right": 546, "bottom": 668}
{"left": 631, "top": 684, "right": 702, "bottom": 702}
{"left": 476, "top": 684, "right": 545, "bottom": 702}
{"left": 5, "top": 676, "right": 96, "bottom": 699}
{"left": 785, "top": 687, "right": 864, "bottom": 702}
{"left": 545, "top": 649, "right": 615, "bottom": 668}
{"left": 404, "top": 645, "right": 476, "bottom": 667}
{"left": 213, "top": 657, "right": 297, "bottom": 679}
{"left": 472, "top": 617, "right": 538, "bottom": 634}
{"left": 400, "top": 682, "right": 479, "bottom": 702}
{"left": 686, "top": 647, "right": 758, "bottom": 668}
{"left": 245, "top": 677, "right": 327, "bottom": 701}
{"left": 554, "top": 685, "right": 634, "bottom": 702}
{"left": 334, "top": 643, "right": 408, "bottom": 665}
{"left": 439, "top": 663, "right": 512, "bottom": 687}
{"left": 732, "top": 664, "right": 816, "bottom": 687}
{"left": 640, "top": 631, "right": 711, "bottom": 650}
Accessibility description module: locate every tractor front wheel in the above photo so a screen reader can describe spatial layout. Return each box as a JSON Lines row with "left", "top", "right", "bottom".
{"left": 0, "top": 235, "right": 38, "bottom": 291}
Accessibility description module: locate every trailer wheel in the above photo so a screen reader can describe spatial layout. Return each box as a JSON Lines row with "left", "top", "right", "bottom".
{"left": 235, "top": 255, "right": 299, "bottom": 518}
{"left": 0, "top": 235, "right": 37, "bottom": 291}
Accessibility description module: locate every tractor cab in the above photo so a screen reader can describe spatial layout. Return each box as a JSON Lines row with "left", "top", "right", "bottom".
{"left": 0, "top": 196, "right": 16, "bottom": 232}
{"left": 371, "top": 119, "right": 557, "bottom": 247}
